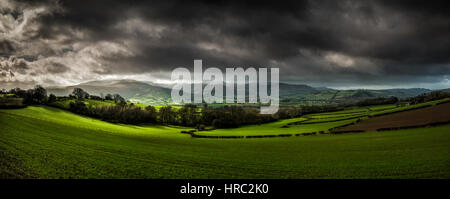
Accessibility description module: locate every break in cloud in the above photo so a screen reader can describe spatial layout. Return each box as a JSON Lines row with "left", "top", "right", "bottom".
{"left": 0, "top": 0, "right": 449, "bottom": 89}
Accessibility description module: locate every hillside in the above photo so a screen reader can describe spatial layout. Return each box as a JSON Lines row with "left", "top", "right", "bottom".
{"left": 47, "top": 79, "right": 431, "bottom": 106}
{"left": 340, "top": 101, "right": 450, "bottom": 132}
{"left": 47, "top": 80, "right": 172, "bottom": 105}
{"left": 281, "top": 88, "right": 430, "bottom": 105}
{"left": 1, "top": 105, "right": 449, "bottom": 178}
{"left": 195, "top": 98, "right": 450, "bottom": 137}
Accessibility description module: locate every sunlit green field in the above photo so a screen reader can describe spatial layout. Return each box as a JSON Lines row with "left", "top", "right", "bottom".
{"left": 1, "top": 105, "right": 449, "bottom": 178}
{"left": 196, "top": 98, "right": 450, "bottom": 137}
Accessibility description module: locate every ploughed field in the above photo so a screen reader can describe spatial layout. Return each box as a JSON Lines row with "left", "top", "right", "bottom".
{"left": 340, "top": 102, "right": 450, "bottom": 132}
{"left": 0, "top": 99, "right": 449, "bottom": 178}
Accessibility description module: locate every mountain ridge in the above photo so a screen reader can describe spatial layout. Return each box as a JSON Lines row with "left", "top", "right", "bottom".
{"left": 47, "top": 79, "right": 433, "bottom": 105}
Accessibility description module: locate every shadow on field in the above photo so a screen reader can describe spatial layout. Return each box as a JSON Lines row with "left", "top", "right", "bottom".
{"left": 0, "top": 147, "right": 37, "bottom": 179}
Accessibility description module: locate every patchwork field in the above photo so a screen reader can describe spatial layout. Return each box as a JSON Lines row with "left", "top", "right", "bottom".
{"left": 194, "top": 98, "right": 450, "bottom": 137}
{"left": 341, "top": 102, "right": 450, "bottom": 131}
{"left": 1, "top": 103, "right": 449, "bottom": 179}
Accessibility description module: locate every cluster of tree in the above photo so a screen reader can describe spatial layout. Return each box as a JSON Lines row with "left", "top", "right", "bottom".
{"left": 407, "top": 90, "right": 450, "bottom": 105}
{"left": 297, "top": 105, "right": 343, "bottom": 115}
{"left": 155, "top": 105, "right": 200, "bottom": 126}
{"left": 65, "top": 99, "right": 304, "bottom": 129}
{"left": 275, "top": 107, "right": 303, "bottom": 119}
{"left": 8, "top": 86, "right": 342, "bottom": 128}
{"left": 201, "top": 106, "right": 278, "bottom": 128}
{"left": 199, "top": 105, "right": 342, "bottom": 129}
{"left": 7, "top": 85, "right": 47, "bottom": 105}
{"left": 69, "top": 101, "right": 157, "bottom": 124}
{"left": 6, "top": 85, "right": 450, "bottom": 129}
{"left": 57, "top": 88, "right": 345, "bottom": 129}
{"left": 355, "top": 96, "right": 398, "bottom": 107}
{"left": 61, "top": 88, "right": 151, "bottom": 124}
{"left": 3, "top": 86, "right": 127, "bottom": 107}
{"left": 67, "top": 99, "right": 200, "bottom": 126}
{"left": 69, "top": 88, "right": 126, "bottom": 105}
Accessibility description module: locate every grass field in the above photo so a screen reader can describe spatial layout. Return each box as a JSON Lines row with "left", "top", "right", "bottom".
{"left": 195, "top": 99, "right": 450, "bottom": 137}
{"left": 342, "top": 102, "right": 450, "bottom": 131}
{"left": 1, "top": 105, "right": 449, "bottom": 178}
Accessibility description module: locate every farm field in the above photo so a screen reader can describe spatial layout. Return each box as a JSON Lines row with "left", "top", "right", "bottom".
{"left": 195, "top": 98, "right": 450, "bottom": 137}
{"left": 340, "top": 102, "right": 450, "bottom": 131}
{"left": 369, "top": 98, "right": 450, "bottom": 116}
{"left": 195, "top": 118, "right": 361, "bottom": 137}
{"left": 1, "top": 104, "right": 449, "bottom": 178}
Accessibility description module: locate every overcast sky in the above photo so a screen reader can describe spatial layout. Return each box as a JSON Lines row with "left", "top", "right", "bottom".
{"left": 0, "top": 0, "right": 449, "bottom": 89}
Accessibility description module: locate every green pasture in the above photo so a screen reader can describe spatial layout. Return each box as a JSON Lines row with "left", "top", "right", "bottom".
{"left": 196, "top": 99, "right": 450, "bottom": 137}
{"left": 1, "top": 98, "right": 450, "bottom": 178}
{"left": 1, "top": 105, "right": 449, "bottom": 178}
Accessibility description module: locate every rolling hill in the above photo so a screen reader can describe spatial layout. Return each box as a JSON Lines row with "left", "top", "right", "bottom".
{"left": 47, "top": 79, "right": 431, "bottom": 105}
{"left": 281, "top": 88, "right": 431, "bottom": 105}
{"left": 47, "top": 80, "right": 172, "bottom": 105}
{"left": 1, "top": 105, "right": 449, "bottom": 178}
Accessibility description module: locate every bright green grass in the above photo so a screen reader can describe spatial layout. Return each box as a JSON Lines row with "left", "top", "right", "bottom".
{"left": 308, "top": 108, "right": 369, "bottom": 116}
{"left": 197, "top": 99, "right": 450, "bottom": 137}
{"left": 1, "top": 106, "right": 449, "bottom": 178}
{"left": 0, "top": 106, "right": 191, "bottom": 138}
{"left": 197, "top": 104, "right": 386, "bottom": 137}
{"left": 196, "top": 118, "right": 360, "bottom": 136}
{"left": 309, "top": 112, "right": 367, "bottom": 119}
{"left": 301, "top": 116, "right": 366, "bottom": 124}
{"left": 368, "top": 104, "right": 399, "bottom": 111}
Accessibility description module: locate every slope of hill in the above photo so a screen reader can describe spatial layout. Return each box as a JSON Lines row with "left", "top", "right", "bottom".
{"left": 279, "top": 83, "right": 317, "bottom": 96}
{"left": 47, "top": 79, "right": 432, "bottom": 106}
{"left": 282, "top": 88, "right": 431, "bottom": 105}
{"left": 1, "top": 105, "right": 449, "bottom": 178}
{"left": 47, "top": 80, "right": 318, "bottom": 105}
{"left": 47, "top": 80, "right": 172, "bottom": 105}
{"left": 340, "top": 101, "right": 450, "bottom": 132}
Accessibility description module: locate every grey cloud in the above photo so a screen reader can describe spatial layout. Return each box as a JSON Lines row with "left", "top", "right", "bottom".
{"left": 1, "top": 0, "right": 449, "bottom": 89}
{"left": 0, "top": 39, "right": 16, "bottom": 56}
{"left": 46, "top": 62, "right": 70, "bottom": 74}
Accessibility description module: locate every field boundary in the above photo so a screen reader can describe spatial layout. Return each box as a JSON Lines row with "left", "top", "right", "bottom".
{"left": 376, "top": 120, "right": 450, "bottom": 131}
{"left": 182, "top": 129, "right": 323, "bottom": 139}
{"left": 369, "top": 104, "right": 433, "bottom": 117}
{"left": 297, "top": 115, "right": 363, "bottom": 125}
{"left": 187, "top": 120, "right": 450, "bottom": 139}
{"left": 0, "top": 105, "right": 27, "bottom": 109}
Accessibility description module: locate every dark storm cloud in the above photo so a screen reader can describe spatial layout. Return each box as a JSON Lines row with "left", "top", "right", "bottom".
{"left": 1, "top": 0, "right": 450, "bottom": 88}
{"left": 0, "top": 39, "right": 16, "bottom": 56}
{"left": 46, "top": 62, "right": 70, "bottom": 74}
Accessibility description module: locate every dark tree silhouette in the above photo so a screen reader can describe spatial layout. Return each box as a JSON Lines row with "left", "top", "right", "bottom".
{"left": 105, "top": 94, "right": 113, "bottom": 100}
{"left": 72, "top": 88, "right": 89, "bottom": 99}
{"left": 48, "top": 93, "right": 57, "bottom": 103}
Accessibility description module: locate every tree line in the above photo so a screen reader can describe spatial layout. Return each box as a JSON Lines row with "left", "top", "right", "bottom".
{"left": 1, "top": 86, "right": 342, "bottom": 128}
{"left": 407, "top": 90, "right": 450, "bottom": 105}
{"left": 355, "top": 96, "right": 398, "bottom": 107}
{"left": 4, "top": 85, "right": 445, "bottom": 129}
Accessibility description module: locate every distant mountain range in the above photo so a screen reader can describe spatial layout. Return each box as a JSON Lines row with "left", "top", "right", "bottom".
{"left": 280, "top": 87, "right": 431, "bottom": 105}
{"left": 47, "top": 79, "right": 432, "bottom": 105}
{"left": 47, "top": 80, "right": 172, "bottom": 105}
